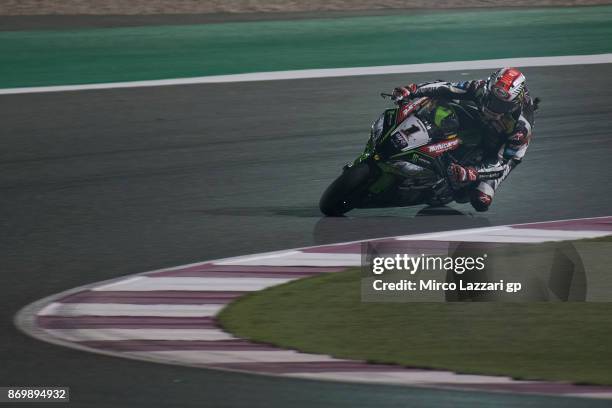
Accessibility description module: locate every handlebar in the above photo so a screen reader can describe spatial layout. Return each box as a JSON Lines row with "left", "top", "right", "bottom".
{"left": 381, "top": 92, "right": 411, "bottom": 105}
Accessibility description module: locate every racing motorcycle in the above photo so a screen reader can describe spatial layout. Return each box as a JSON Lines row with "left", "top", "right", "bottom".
{"left": 319, "top": 95, "right": 485, "bottom": 216}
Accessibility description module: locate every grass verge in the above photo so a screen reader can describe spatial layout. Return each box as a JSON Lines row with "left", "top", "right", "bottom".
{"left": 218, "top": 238, "right": 612, "bottom": 385}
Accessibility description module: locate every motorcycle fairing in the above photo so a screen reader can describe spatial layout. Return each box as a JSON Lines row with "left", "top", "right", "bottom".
{"left": 390, "top": 115, "right": 430, "bottom": 152}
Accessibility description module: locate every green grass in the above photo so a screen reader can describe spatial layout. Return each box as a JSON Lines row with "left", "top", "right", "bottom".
{"left": 2, "top": 5, "right": 612, "bottom": 87}
{"left": 591, "top": 235, "right": 612, "bottom": 242}
{"left": 218, "top": 265, "right": 612, "bottom": 385}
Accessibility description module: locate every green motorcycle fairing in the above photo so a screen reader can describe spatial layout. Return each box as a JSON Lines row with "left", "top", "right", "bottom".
{"left": 351, "top": 101, "right": 483, "bottom": 196}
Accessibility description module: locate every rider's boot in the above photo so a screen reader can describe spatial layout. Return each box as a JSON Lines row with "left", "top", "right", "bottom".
{"left": 470, "top": 182, "right": 494, "bottom": 212}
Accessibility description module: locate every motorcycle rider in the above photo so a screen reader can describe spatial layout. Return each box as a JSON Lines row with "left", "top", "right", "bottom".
{"left": 392, "top": 68, "right": 535, "bottom": 212}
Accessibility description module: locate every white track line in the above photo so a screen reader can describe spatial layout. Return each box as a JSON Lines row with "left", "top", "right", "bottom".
{"left": 397, "top": 226, "right": 610, "bottom": 242}
{"left": 217, "top": 252, "right": 361, "bottom": 267}
{"left": 2, "top": 54, "right": 611, "bottom": 95}
{"left": 209, "top": 250, "right": 300, "bottom": 265}
{"left": 125, "top": 350, "right": 343, "bottom": 365}
{"left": 45, "top": 328, "right": 236, "bottom": 342}
{"left": 92, "top": 276, "right": 295, "bottom": 292}
{"left": 39, "top": 303, "right": 224, "bottom": 317}
{"left": 287, "top": 371, "right": 534, "bottom": 385}
{"left": 407, "top": 230, "right": 610, "bottom": 243}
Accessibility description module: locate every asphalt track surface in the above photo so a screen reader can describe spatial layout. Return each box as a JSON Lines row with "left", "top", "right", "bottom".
{"left": 2, "top": 64, "right": 612, "bottom": 407}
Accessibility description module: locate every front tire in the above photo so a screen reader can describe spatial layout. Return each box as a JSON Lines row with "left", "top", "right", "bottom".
{"left": 319, "top": 162, "right": 374, "bottom": 216}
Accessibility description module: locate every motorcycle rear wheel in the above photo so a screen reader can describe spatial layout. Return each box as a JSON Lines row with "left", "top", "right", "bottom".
{"left": 319, "top": 162, "right": 374, "bottom": 216}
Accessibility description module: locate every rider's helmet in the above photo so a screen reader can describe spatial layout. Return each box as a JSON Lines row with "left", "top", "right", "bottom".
{"left": 481, "top": 67, "right": 526, "bottom": 119}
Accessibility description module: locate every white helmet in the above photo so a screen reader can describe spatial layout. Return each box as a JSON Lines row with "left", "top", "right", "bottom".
{"left": 482, "top": 67, "right": 526, "bottom": 118}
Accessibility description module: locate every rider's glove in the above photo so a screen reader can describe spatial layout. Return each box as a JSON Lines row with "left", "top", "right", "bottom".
{"left": 507, "top": 129, "right": 530, "bottom": 148}
{"left": 448, "top": 163, "right": 478, "bottom": 185}
{"left": 503, "top": 128, "right": 530, "bottom": 160}
{"left": 392, "top": 84, "right": 418, "bottom": 103}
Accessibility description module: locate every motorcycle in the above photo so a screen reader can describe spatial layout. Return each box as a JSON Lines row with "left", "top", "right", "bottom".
{"left": 319, "top": 94, "right": 486, "bottom": 216}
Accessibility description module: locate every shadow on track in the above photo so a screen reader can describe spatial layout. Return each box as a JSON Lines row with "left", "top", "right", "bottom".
{"left": 196, "top": 206, "right": 322, "bottom": 218}
{"left": 313, "top": 206, "right": 491, "bottom": 245}
{"left": 197, "top": 205, "right": 490, "bottom": 245}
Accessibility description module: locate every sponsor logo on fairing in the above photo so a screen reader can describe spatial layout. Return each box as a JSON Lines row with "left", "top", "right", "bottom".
{"left": 396, "top": 97, "right": 428, "bottom": 124}
{"left": 418, "top": 138, "right": 460, "bottom": 157}
{"left": 391, "top": 132, "right": 409, "bottom": 149}
{"left": 408, "top": 152, "right": 432, "bottom": 167}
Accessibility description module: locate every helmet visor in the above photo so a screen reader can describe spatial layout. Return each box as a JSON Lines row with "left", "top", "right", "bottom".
{"left": 483, "top": 93, "right": 516, "bottom": 114}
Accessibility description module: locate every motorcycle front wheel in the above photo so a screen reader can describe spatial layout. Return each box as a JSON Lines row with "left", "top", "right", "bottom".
{"left": 319, "top": 162, "right": 374, "bottom": 216}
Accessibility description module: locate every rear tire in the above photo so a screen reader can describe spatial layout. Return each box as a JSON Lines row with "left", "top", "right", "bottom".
{"left": 319, "top": 162, "right": 374, "bottom": 216}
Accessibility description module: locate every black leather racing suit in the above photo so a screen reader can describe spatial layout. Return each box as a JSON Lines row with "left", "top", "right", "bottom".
{"left": 413, "top": 80, "right": 535, "bottom": 211}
